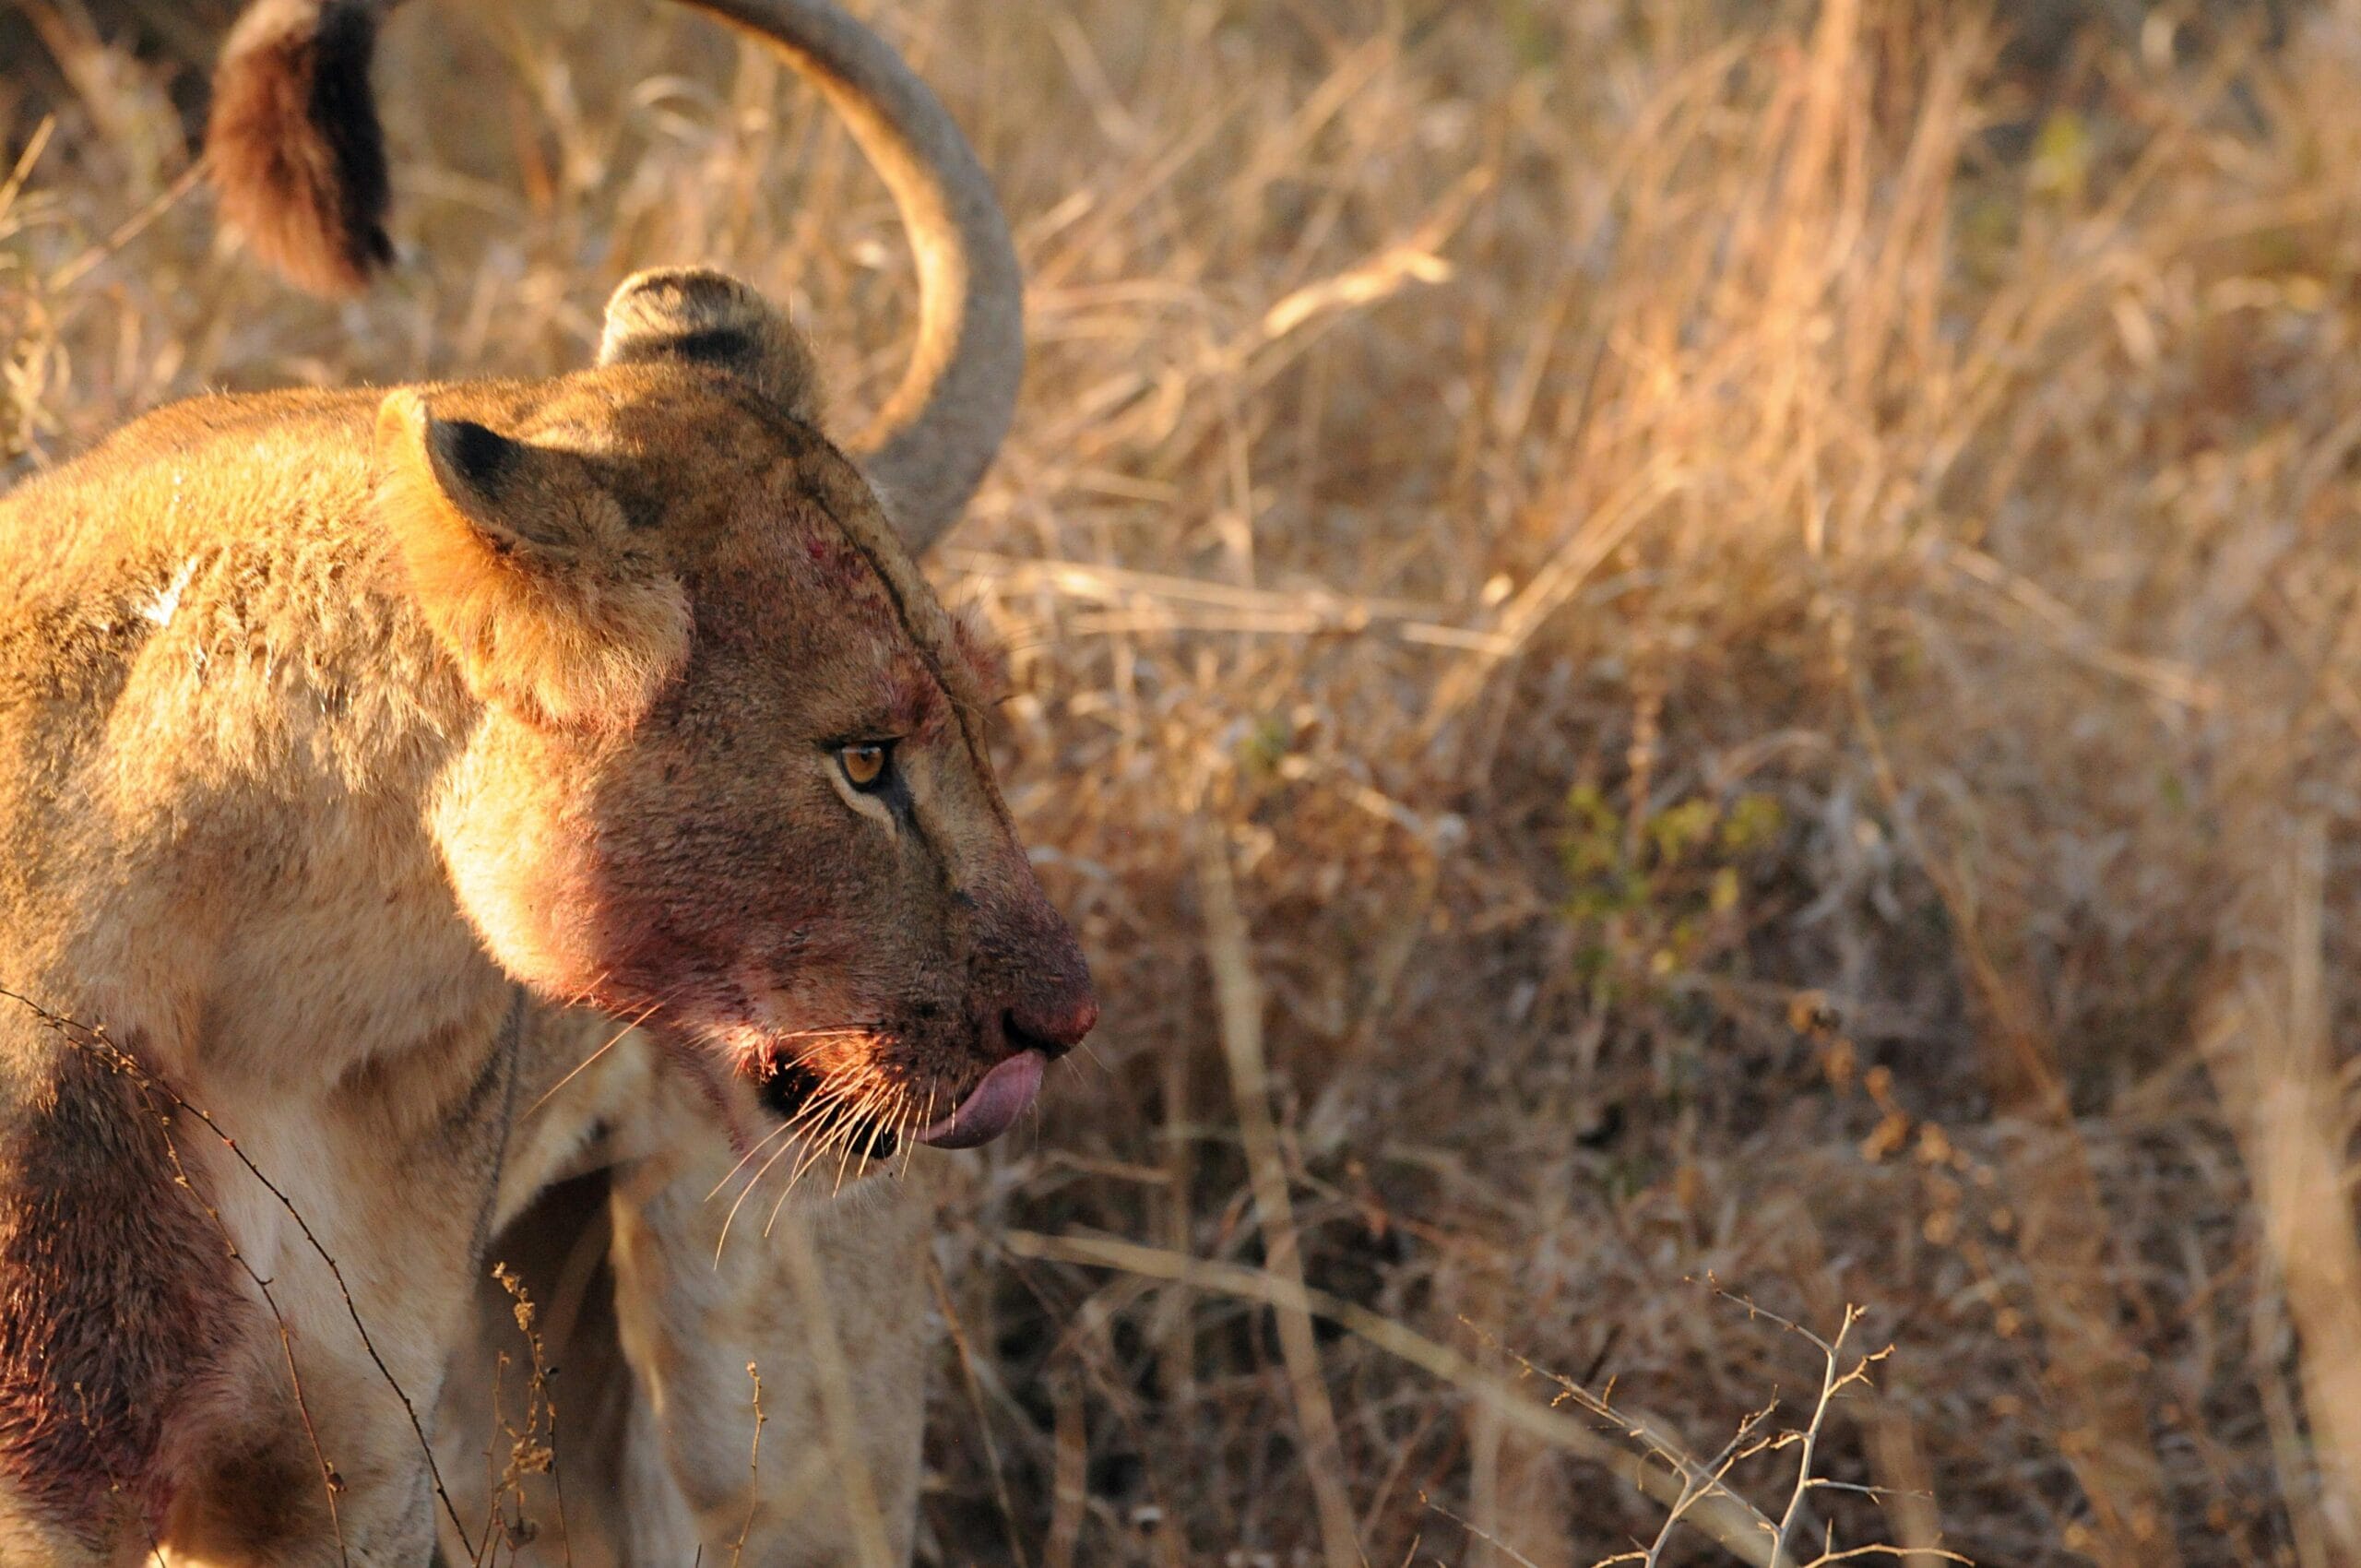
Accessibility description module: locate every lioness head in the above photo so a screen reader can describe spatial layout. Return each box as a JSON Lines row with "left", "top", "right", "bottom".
{"left": 385, "top": 267, "right": 1094, "bottom": 1158}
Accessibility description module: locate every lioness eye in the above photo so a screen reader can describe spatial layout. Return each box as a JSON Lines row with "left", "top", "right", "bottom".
{"left": 837, "top": 742, "right": 892, "bottom": 790}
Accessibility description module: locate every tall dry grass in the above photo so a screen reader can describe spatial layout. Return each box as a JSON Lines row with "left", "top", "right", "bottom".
{"left": 6, "top": 0, "right": 2361, "bottom": 1562}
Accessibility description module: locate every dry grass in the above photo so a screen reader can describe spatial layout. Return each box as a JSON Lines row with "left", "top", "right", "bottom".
{"left": 8, "top": 0, "right": 2361, "bottom": 1562}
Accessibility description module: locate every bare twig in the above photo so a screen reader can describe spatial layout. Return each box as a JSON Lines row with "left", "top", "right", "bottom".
{"left": 730, "top": 1363, "right": 766, "bottom": 1568}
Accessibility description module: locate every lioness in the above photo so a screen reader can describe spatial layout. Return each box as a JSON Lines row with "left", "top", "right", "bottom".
{"left": 0, "top": 1, "right": 1090, "bottom": 1562}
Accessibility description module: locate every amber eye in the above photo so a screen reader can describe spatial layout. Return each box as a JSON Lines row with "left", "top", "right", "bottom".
{"left": 836, "top": 742, "right": 893, "bottom": 791}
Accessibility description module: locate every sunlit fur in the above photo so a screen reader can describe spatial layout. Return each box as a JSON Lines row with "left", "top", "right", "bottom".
{"left": 0, "top": 268, "right": 1089, "bottom": 1561}
{"left": 376, "top": 390, "right": 695, "bottom": 729}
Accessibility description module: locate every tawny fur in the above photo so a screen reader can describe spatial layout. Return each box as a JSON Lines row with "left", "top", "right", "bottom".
{"left": 376, "top": 390, "right": 695, "bottom": 730}
{"left": 599, "top": 267, "right": 828, "bottom": 425}
{"left": 0, "top": 270, "right": 1092, "bottom": 1563}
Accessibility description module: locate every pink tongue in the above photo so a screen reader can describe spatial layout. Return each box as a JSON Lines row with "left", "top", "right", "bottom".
{"left": 915, "top": 1051, "right": 1047, "bottom": 1149}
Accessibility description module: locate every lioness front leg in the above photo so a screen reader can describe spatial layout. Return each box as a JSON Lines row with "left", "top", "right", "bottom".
{"left": 604, "top": 1149, "right": 932, "bottom": 1568}
{"left": 0, "top": 1035, "right": 446, "bottom": 1568}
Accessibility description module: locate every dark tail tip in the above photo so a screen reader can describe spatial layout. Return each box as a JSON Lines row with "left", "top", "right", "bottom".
{"left": 205, "top": 0, "right": 395, "bottom": 296}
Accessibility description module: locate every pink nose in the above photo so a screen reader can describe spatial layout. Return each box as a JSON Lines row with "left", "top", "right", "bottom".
{"left": 1004, "top": 992, "right": 1098, "bottom": 1059}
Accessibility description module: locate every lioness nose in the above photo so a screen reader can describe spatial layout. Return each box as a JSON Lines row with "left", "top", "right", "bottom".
{"left": 1004, "top": 993, "right": 1097, "bottom": 1059}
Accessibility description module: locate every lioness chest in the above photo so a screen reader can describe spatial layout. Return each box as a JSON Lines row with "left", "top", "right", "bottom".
{"left": 0, "top": 394, "right": 540, "bottom": 1546}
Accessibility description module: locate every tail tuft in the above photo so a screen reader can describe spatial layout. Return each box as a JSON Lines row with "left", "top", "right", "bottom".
{"left": 205, "top": 0, "right": 397, "bottom": 296}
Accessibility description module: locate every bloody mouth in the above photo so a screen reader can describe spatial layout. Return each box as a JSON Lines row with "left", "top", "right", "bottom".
{"left": 753, "top": 1048, "right": 1049, "bottom": 1158}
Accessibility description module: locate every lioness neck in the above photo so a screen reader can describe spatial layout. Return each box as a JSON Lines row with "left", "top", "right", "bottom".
{"left": 0, "top": 386, "right": 507, "bottom": 1095}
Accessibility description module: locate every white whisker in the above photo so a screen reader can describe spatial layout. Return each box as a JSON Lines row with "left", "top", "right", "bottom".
{"left": 712, "top": 1078, "right": 862, "bottom": 1261}
{"left": 706, "top": 1115, "right": 801, "bottom": 1203}
{"left": 524, "top": 1003, "right": 656, "bottom": 1119}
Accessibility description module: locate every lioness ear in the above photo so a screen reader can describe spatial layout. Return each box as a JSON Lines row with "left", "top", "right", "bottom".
{"left": 597, "top": 267, "right": 825, "bottom": 424}
{"left": 376, "top": 391, "right": 692, "bottom": 729}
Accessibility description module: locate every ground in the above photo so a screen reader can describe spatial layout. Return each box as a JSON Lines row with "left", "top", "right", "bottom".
{"left": 4, "top": 1, "right": 2358, "bottom": 1563}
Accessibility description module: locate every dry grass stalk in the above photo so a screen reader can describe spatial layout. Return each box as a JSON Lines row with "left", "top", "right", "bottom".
{"left": 1043, "top": 1382, "right": 1086, "bottom": 1568}
{"left": 2199, "top": 817, "right": 2361, "bottom": 1561}
{"left": 483, "top": 1262, "right": 566, "bottom": 1568}
{"left": 1192, "top": 814, "right": 1363, "bottom": 1568}
{"left": 0, "top": 118, "right": 58, "bottom": 470}
{"left": 1004, "top": 1229, "right": 1787, "bottom": 1566}
{"left": 926, "top": 1251, "right": 1034, "bottom": 1567}
{"left": 1851, "top": 702, "right": 2183, "bottom": 1568}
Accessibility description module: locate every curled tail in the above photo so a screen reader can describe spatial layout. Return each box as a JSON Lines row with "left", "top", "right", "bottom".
{"left": 204, "top": 0, "right": 1022, "bottom": 553}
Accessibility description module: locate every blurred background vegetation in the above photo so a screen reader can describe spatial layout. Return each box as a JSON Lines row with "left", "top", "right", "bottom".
{"left": 7, "top": 0, "right": 2361, "bottom": 1562}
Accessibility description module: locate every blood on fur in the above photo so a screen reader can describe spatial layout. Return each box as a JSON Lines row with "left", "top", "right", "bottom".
{"left": 0, "top": 1041, "right": 239, "bottom": 1537}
